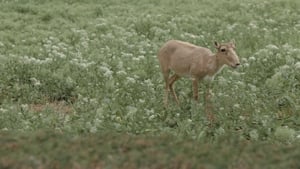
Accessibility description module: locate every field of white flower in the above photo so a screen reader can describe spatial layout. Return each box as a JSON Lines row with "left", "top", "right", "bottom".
{"left": 0, "top": 0, "right": 300, "bottom": 168}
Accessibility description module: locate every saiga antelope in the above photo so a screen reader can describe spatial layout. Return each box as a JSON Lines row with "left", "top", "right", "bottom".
{"left": 157, "top": 40, "right": 240, "bottom": 119}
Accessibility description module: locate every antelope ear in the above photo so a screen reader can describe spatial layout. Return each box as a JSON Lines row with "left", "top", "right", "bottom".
{"left": 231, "top": 39, "right": 236, "bottom": 46}
{"left": 214, "top": 41, "right": 220, "bottom": 48}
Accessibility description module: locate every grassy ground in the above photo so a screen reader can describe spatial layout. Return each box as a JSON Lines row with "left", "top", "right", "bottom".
{"left": 1, "top": 131, "right": 300, "bottom": 169}
{"left": 0, "top": 0, "right": 300, "bottom": 168}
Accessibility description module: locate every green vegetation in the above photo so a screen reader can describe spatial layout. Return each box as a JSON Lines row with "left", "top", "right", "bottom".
{"left": 0, "top": 0, "right": 300, "bottom": 168}
{"left": 1, "top": 131, "right": 300, "bottom": 169}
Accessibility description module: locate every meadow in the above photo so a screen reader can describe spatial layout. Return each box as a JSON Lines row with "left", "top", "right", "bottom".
{"left": 0, "top": 0, "right": 300, "bottom": 168}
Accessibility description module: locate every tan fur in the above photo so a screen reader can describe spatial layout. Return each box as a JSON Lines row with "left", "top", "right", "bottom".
{"left": 157, "top": 40, "right": 240, "bottom": 108}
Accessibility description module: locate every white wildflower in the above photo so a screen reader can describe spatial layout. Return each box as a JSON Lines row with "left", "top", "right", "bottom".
{"left": 126, "top": 77, "right": 136, "bottom": 83}
{"left": 249, "top": 129, "right": 259, "bottom": 140}
{"left": 149, "top": 115, "right": 156, "bottom": 121}
{"left": 144, "top": 79, "right": 154, "bottom": 87}
{"left": 21, "top": 104, "right": 29, "bottom": 111}
{"left": 99, "top": 65, "right": 113, "bottom": 77}
{"left": 116, "top": 70, "right": 127, "bottom": 76}
{"left": 57, "top": 52, "right": 66, "bottom": 59}
{"left": 49, "top": 36, "right": 55, "bottom": 41}
{"left": 51, "top": 45, "right": 59, "bottom": 51}
{"left": 132, "top": 57, "right": 140, "bottom": 61}
{"left": 90, "top": 126, "right": 97, "bottom": 133}
{"left": 265, "top": 19, "right": 276, "bottom": 24}
{"left": 233, "top": 104, "right": 240, "bottom": 109}
{"left": 249, "top": 21, "right": 257, "bottom": 29}
{"left": 117, "top": 61, "right": 124, "bottom": 69}
{"left": 138, "top": 55, "right": 145, "bottom": 60}
{"left": 295, "top": 62, "right": 300, "bottom": 70}
{"left": 139, "top": 99, "right": 145, "bottom": 103}
{"left": 248, "top": 84, "right": 257, "bottom": 92}
{"left": 236, "top": 81, "right": 245, "bottom": 87}
{"left": 231, "top": 71, "right": 241, "bottom": 77}
{"left": 281, "top": 64, "right": 290, "bottom": 70}
{"left": 255, "top": 48, "right": 268, "bottom": 56}
{"left": 64, "top": 115, "right": 70, "bottom": 123}
{"left": 227, "top": 23, "right": 238, "bottom": 31}
{"left": 44, "top": 58, "right": 53, "bottom": 64}
{"left": 94, "top": 118, "right": 102, "bottom": 125}
{"left": 139, "top": 49, "right": 146, "bottom": 55}
{"left": 239, "top": 116, "right": 246, "bottom": 120}
{"left": 217, "top": 77, "right": 227, "bottom": 85}
{"left": 241, "top": 58, "right": 248, "bottom": 63}
{"left": 243, "top": 63, "right": 249, "bottom": 68}
{"left": 0, "top": 108, "right": 7, "bottom": 113}
{"left": 30, "top": 77, "right": 41, "bottom": 86}
{"left": 283, "top": 43, "right": 292, "bottom": 50}
{"left": 216, "top": 127, "right": 225, "bottom": 135}
{"left": 145, "top": 108, "right": 154, "bottom": 115}
{"left": 248, "top": 56, "right": 256, "bottom": 61}
{"left": 274, "top": 126, "right": 296, "bottom": 143}
{"left": 66, "top": 77, "right": 75, "bottom": 87}
{"left": 127, "top": 106, "right": 137, "bottom": 114}
{"left": 82, "top": 97, "right": 89, "bottom": 103}
{"left": 266, "top": 44, "right": 279, "bottom": 50}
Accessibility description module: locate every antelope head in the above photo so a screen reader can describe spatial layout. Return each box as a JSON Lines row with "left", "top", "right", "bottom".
{"left": 214, "top": 41, "right": 240, "bottom": 68}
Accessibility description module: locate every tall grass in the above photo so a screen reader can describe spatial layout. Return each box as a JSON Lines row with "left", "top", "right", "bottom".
{"left": 0, "top": 0, "right": 299, "bottom": 143}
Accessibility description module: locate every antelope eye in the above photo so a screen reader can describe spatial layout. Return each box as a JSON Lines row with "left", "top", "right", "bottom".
{"left": 221, "top": 48, "right": 226, "bottom": 52}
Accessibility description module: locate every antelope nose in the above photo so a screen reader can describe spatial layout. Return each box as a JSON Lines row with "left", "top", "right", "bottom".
{"left": 232, "top": 63, "right": 240, "bottom": 68}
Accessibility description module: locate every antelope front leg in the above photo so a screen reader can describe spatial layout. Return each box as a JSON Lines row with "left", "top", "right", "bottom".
{"left": 205, "top": 84, "right": 214, "bottom": 121}
{"left": 168, "top": 74, "right": 180, "bottom": 105}
{"left": 164, "top": 84, "right": 169, "bottom": 107}
{"left": 192, "top": 78, "right": 199, "bottom": 101}
{"left": 193, "top": 78, "right": 198, "bottom": 101}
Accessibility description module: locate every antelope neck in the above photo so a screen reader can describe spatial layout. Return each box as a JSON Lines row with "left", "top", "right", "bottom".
{"left": 208, "top": 54, "right": 225, "bottom": 76}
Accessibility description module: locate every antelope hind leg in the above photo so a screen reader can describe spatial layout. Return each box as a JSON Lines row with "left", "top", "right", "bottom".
{"left": 168, "top": 74, "right": 180, "bottom": 105}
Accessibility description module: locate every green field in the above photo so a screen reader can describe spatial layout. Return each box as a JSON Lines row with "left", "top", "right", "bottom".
{"left": 0, "top": 0, "right": 300, "bottom": 168}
